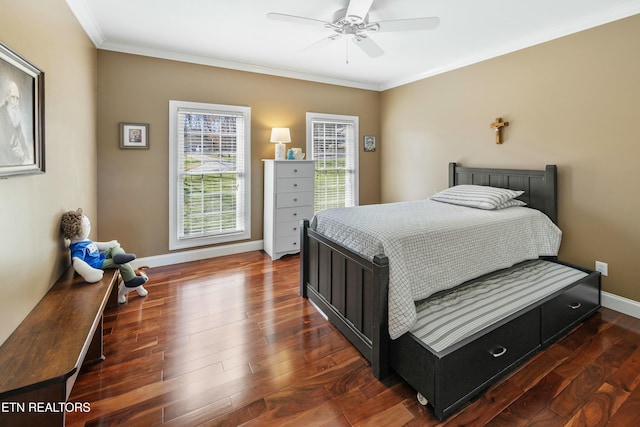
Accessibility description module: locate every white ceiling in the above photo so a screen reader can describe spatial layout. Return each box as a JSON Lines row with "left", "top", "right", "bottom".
{"left": 66, "top": 0, "right": 640, "bottom": 91}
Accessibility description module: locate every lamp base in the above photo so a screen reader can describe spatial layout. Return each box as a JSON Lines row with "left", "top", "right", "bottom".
{"left": 274, "top": 143, "right": 286, "bottom": 160}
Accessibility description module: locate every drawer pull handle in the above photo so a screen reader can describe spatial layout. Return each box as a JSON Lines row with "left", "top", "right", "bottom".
{"left": 293, "top": 242, "right": 297, "bottom": 246}
{"left": 293, "top": 198, "right": 298, "bottom": 202}
{"left": 569, "top": 302, "right": 582, "bottom": 310}
{"left": 294, "top": 169, "right": 298, "bottom": 173}
{"left": 293, "top": 227, "right": 297, "bottom": 231}
{"left": 293, "top": 213, "right": 297, "bottom": 216}
{"left": 294, "top": 183, "right": 298, "bottom": 187}
{"left": 490, "top": 346, "right": 507, "bottom": 358}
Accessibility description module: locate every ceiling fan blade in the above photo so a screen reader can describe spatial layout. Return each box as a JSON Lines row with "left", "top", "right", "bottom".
{"left": 353, "top": 36, "right": 384, "bottom": 58}
{"left": 266, "top": 12, "right": 327, "bottom": 27}
{"left": 376, "top": 17, "right": 440, "bottom": 32}
{"left": 346, "top": 0, "right": 374, "bottom": 22}
{"left": 299, "top": 35, "right": 337, "bottom": 53}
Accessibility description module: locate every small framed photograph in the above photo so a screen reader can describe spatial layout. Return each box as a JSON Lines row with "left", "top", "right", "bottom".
{"left": 0, "top": 42, "right": 45, "bottom": 178}
{"left": 120, "top": 122, "right": 149, "bottom": 149}
{"left": 363, "top": 135, "right": 376, "bottom": 152}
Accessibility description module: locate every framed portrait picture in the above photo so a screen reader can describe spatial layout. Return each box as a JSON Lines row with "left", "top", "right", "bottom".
{"left": 363, "top": 135, "right": 376, "bottom": 152}
{"left": 120, "top": 122, "right": 149, "bottom": 149}
{"left": 0, "top": 42, "right": 45, "bottom": 178}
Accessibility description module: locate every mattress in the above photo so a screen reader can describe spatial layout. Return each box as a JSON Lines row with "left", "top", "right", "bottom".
{"left": 311, "top": 199, "right": 562, "bottom": 339}
{"left": 411, "top": 260, "right": 588, "bottom": 352}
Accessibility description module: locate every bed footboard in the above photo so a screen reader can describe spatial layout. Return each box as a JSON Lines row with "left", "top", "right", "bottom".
{"left": 300, "top": 219, "right": 390, "bottom": 379}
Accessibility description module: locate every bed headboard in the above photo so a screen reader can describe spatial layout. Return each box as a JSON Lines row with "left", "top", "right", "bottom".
{"left": 448, "top": 163, "right": 558, "bottom": 224}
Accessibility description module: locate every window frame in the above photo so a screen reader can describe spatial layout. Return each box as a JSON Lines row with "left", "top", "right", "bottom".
{"left": 306, "top": 112, "right": 359, "bottom": 214}
{"left": 169, "top": 100, "right": 251, "bottom": 250}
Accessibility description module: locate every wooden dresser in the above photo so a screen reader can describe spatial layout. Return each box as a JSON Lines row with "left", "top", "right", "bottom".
{"left": 263, "top": 160, "right": 314, "bottom": 260}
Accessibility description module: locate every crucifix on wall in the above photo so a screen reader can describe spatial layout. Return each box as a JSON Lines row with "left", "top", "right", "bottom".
{"left": 490, "top": 117, "right": 509, "bottom": 144}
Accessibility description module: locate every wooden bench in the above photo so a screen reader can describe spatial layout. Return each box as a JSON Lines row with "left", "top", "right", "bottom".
{"left": 0, "top": 267, "right": 119, "bottom": 426}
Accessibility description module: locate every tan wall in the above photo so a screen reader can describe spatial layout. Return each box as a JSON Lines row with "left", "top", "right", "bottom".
{"left": 2, "top": 3, "right": 635, "bottom": 347}
{"left": 381, "top": 15, "right": 640, "bottom": 302}
{"left": 0, "top": 0, "right": 97, "bottom": 345}
{"left": 96, "top": 51, "right": 381, "bottom": 257}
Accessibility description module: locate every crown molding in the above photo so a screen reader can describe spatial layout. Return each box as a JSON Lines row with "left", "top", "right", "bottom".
{"left": 65, "top": 0, "right": 105, "bottom": 46}
{"left": 380, "top": 2, "right": 640, "bottom": 90}
{"left": 66, "top": 0, "right": 640, "bottom": 92}
{"left": 98, "top": 42, "right": 381, "bottom": 91}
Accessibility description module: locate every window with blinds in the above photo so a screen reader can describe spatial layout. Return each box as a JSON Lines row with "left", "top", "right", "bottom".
{"left": 306, "top": 112, "right": 359, "bottom": 214}
{"left": 169, "top": 101, "right": 251, "bottom": 250}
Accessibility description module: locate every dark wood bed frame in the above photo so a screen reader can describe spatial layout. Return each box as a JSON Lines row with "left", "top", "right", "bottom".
{"left": 300, "top": 163, "right": 558, "bottom": 377}
{"left": 299, "top": 162, "right": 600, "bottom": 418}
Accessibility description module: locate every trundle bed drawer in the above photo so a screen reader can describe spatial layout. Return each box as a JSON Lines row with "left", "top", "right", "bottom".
{"left": 541, "top": 273, "right": 600, "bottom": 344}
{"left": 390, "top": 259, "right": 600, "bottom": 420}
{"left": 435, "top": 308, "right": 540, "bottom": 414}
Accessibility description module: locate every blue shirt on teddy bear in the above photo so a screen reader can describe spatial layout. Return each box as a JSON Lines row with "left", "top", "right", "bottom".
{"left": 70, "top": 240, "right": 105, "bottom": 269}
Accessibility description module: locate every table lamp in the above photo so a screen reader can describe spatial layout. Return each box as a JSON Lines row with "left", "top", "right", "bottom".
{"left": 270, "top": 127, "right": 291, "bottom": 160}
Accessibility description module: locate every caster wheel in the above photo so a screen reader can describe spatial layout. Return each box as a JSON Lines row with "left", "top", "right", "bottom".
{"left": 417, "top": 392, "right": 428, "bottom": 406}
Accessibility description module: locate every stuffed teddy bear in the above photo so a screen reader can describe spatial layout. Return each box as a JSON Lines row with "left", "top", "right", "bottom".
{"left": 61, "top": 208, "right": 148, "bottom": 303}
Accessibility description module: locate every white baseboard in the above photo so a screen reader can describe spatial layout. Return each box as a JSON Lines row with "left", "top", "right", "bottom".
{"left": 131, "top": 240, "right": 264, "bottom": 268}
{"left": 601, "top": 291, "right": 640, "bottom": 319}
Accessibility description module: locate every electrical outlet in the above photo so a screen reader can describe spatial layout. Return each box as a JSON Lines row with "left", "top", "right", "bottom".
{"left": 595, "top": 261, "right": 608, "bottom": 276}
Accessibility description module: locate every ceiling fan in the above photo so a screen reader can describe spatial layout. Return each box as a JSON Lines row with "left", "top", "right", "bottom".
{"left": 267, "top": 0, "right": 440, "bottom": 61}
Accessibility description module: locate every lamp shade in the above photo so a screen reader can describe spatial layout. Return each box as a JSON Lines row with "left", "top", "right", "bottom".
{"left": 270, "top": 128, "right": 291, "bottom": 143}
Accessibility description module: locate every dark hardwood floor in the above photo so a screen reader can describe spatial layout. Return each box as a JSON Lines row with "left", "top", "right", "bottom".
{"left": 67, "top": 251, "right": 640, "bottom": 426}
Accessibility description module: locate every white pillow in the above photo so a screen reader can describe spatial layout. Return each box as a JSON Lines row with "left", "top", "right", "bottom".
{"left": 430, "top": 185, "right": 524, "bottom": 210}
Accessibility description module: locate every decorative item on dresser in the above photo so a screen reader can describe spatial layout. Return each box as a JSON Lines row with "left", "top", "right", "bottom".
{"left": 270, "top": 127, "right": 291, "bottom": 160}
{"left": 263, "top": 159, "right": 314, "bottom": 260}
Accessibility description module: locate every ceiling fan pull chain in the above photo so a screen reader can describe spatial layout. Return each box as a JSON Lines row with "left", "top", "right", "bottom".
{"left": 345, "top": 37, "right": 349, "bottom": 64}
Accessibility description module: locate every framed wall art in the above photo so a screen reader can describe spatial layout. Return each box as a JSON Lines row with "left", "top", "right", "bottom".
{"left": 0, "top": 42, "right": 45, "bottom": 178}
{"left": 120, "top": 122, "right": 149, "bottom": 149}
{"left": 363, "top": 135, "right": 376, "bottom": 152}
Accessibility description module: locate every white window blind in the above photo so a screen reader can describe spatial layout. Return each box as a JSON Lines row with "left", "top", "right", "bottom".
{"left": 169, "top": 101, "right": 251, "bottom": 250}
{"left": 306, "top": 113, "right": 359, "bottom": 214}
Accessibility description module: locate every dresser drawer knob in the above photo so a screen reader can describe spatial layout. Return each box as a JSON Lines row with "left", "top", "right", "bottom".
{"left": 293, "top": 213, "right": 297, "bottom": 216}
{"left": 568, "top": 302, "right": 582, "bottom": 310}
{"left": 293, "top": 242, "right": 297, "bottom": 246}
{"left": 294, "top": 169, "right": 298, "bottom": 173}
{"left": 294, "top": 183, "right": 298, "bottom": 187}
{"left": 293, "top": 198, "right": 298, "bottom": 202}
{"left": 490, "top": 346, "right": 507, "bottom": 358}
{"left": 293, "top": 227, "right": 297, "bottom": 231}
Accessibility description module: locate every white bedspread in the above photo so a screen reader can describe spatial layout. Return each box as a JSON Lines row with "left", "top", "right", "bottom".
{"left": 310, "top": 200, "right": 561, "bottom": 339}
